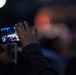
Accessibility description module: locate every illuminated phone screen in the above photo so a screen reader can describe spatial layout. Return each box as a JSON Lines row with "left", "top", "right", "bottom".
{"left": 1, "top": 27, "right": 19, "bottom": 43}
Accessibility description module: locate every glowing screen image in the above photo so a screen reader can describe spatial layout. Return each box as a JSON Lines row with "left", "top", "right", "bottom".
{"left": 1, "top": 27, "right": 19, "bottom": 42}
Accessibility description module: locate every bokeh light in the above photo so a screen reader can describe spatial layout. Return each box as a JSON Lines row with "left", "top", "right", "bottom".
{"left": 0, "top": 0, "right": 6, "bottom": 8}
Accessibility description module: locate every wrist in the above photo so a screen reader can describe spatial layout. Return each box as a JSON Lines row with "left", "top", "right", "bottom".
{"left": 21, "top": 43, "right": 41, "bottom": 59}
{"left": 21, "top": 42, "right": 38, "bottom": 49}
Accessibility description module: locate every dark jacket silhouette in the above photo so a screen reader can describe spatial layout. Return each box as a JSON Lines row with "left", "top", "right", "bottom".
{"left": 0, "top": 43, "right": 57, "bottom": 75}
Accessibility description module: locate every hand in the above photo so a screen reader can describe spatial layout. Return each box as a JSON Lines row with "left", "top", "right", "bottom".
{"left": 0, "top": 44, "right": 12, "bottom": 64}
{"left": 15, "top": 21, "right": 38, "bottom": 49}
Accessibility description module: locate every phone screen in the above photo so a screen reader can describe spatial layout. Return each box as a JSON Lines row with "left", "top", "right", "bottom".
{"left": 1, "top": 27, "right": 19, "bottom": 43}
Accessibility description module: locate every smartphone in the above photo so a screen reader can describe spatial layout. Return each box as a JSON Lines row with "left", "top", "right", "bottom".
{"left": 0, "top": 26, "right": 19, "bottom": 43}
{"left": 0, "top": 26, "right": 19, "bottom": 64}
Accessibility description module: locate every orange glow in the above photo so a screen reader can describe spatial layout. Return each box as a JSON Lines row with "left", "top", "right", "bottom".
{"left": 34, "top": 12, "right": 51, "bottom": 32}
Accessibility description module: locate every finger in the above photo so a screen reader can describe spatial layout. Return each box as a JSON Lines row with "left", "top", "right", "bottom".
{"left": 15, "top": 24, "right": 22, "bottom": 38}
{"left": 18, "top": 22, "right": 27, "bottom": 34}
{"left": 18, "top": 22, "right": 23, "bottom": 30}
{"left": 24, "top": 21, "right": 31, "bottom": 32}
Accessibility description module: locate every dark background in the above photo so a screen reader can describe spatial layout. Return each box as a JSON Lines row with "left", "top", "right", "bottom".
{"left": 0, "top": 0, "right": 76, "bottom": 29}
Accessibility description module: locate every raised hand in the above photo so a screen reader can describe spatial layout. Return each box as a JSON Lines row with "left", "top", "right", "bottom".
{"left": 15, "top": 21, "right": 38, "bottom": 49}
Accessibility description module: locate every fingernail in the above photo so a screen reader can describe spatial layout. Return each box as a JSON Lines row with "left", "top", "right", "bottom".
{"left": 24, "top": 21, "right": 28, "bottom": 24}
{"left": 24, "top": 21, "right": 26, "bottom": 23}
{"left": 19, "top": 22, "right": 23, "bottom": 27}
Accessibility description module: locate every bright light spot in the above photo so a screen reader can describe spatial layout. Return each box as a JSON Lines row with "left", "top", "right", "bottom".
{"left": 0, "top": 0, "right": 6, "bottom": 8}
